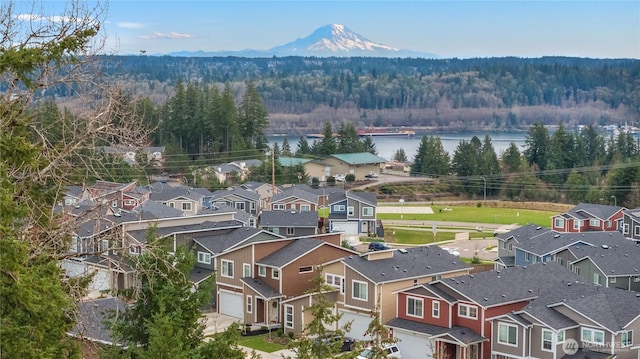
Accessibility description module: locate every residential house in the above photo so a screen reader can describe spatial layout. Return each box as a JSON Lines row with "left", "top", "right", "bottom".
{"left": 387, "top": 262, "right": 581, "bottom": 359}
{"left": 68, "top": 297, "right": 126, "bottom": 347}
{"left": 209, "top": 187, "right": 261, "bottom": 216}
{"left": 270, "top": 186, "right": 320, "bottom": 212}
{"left": 278, "top": 156, "right": 312, "bottom": 169}
{"left": 328, "top": 190, "right": 377, "bottom": 235}
{"left": 551, "top": 203, "right": 625, "bottom": 233}
{"left": 214, "top": 233, "right": 347, "bottom": 325}
{"left": 567, "top": 239, "right": 640, "bottom": 291}
{"left": 621, "top": 208, "right": 640, "bottom": 241}
{"left": 210, "top": 160, "right": 262, "bottom": 184}
{"left": 494, "top": 224, "right": 629, "bottom": 270}
{"left": 318, "top": 246, "right": 471, "bottom": 341}
{"left": 240, "top": 181, "right": 279, "bottom": 211}
{"left": 97, "top": 145, "right": 164, "bottom": 166}
{"left": 259, "top": 210, "right": 319, "bottom": 237}
{"left": 490, "top": 281, "right": 640, "bottom": 359}
{"left": 201, "top": 203, "right": 258, "bottom": 228}
{"left": 147, "top": 184, "right": 205, "bottom": 215}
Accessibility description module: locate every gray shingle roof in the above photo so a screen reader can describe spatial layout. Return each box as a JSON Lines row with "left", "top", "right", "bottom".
{"left": 132, "top": 199, "right": 184, "bottom": 220}
{"left": 568, "top": 239, "right": 640, "bottom": 276}
{"left": 147, "top": 184, "right": 204, "bottom": 202}
{"left": 210, "top": 187, "right": 261, "bottom": 202}
{"left": 561, "top": 349, "right": 613, "bottom": 359}
{"left": 69, "top": 297, "right": 126, "bottom": 345}
{"left": 496, "top": 223, "right": 550, "bottom": 243}
{"left": 260, "top": 210, "right": 318, "bottom": 227}
{"left": 403, "top": 284, "right": 457, "bottom": 303}
{"left": 190, "top": 267, "right": 214, "bottom": 284}
{"left": 386, "top": 318, "right": 486, "bottom": 345}
{"left": 342, "top": 246, "right": 471, "bottom": 284}
{"left": 193, "top": 227, "right": 264, "bottom": 254}
{"left": 126, "top": 220, "right": 243, "bottom": 243}
{"left": 517, "top": 231, "right": 628, "bottom": 256}
{"left": 200, "top": 204, "right": 253, "bottom": 223}
{"left": 241, "top": 277, "right": 284, "bottom": 299}
{"left": 241, "top": 181, "right": 270, "bottom": 191}
{"left": 349, "top": 191, "right": 377, "bottom": 206}
{"left": 271, "top": 187, "right": 318, "bottom": 204}
{"left": 257, "top": 237, "right": 325, "bottom": 268}
{"left": 563, "top": 202, "right": 623, "bottom": 221}
{"left": 438, "top": 262, "right": 581, "bottom": 307}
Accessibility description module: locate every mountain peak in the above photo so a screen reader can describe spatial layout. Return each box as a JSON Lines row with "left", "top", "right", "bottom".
{"left": 269, "top": 23, "right": 401, "bottom": 56}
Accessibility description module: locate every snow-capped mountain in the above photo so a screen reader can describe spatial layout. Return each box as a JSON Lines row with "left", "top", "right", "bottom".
{"left": 168, "top": 24, "right": 437, "bottom": 58}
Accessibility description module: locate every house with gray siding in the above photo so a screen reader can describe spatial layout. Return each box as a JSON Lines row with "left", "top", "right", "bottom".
{"left": 209, "top": 187, "right": 261, "bottom": 215}
{"left": 328, "top": 190, "right": 378, "bottom": 235}
{"left": 621, "top": 208, "right": 640, "bottom": 242}
{"left": 259, "top": 210, "right": 319, "bottom": 237}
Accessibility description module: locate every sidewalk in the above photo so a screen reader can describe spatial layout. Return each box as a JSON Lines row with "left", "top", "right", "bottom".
{"left": 240, "top": 346, "right": 297, "bottom": 359}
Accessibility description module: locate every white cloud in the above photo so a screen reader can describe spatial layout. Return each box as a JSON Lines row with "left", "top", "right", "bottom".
{"left": 117, "top": 22, "right": 144, "bottom": 29}
{"left": 139, "top": 32, "right": 194, "bottom": 40}
{"left": 15, "top": 13, "right": 72, "bottom": 23}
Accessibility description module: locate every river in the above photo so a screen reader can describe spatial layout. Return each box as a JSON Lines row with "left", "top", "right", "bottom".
{"left": 268, "top": 131, "right": 528, "bottom": 161}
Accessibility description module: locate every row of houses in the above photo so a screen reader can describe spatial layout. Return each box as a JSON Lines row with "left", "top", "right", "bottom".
{"left": 64, "top": 183, "right": 639, "bottom": 359}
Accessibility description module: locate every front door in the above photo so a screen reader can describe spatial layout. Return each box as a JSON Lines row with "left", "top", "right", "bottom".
{"left": 257, "top": 298, "right": 265, "bottom": 323}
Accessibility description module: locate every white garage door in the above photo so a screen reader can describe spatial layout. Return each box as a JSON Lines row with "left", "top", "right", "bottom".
{"left": 339, "top": 310, "right": 371, "bottom": 340}
{"left": 61, "top": 260, "right": 86, "bottom": 278}
{"left": 332, "top": 222, "right": 359, "bottom": 235}
{"left": 89, "top": 268, "right": 112, "bottom": 292}
{"left": 393, "top": 329, "right": 433, "bottom": 359}
{"left": 219, "top": 291, "right": 244, "bottom": 319}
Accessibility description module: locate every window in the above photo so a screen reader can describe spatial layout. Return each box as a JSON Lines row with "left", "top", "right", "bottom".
{"left": 98, "top": 240, "right": 109, "bottom": 253}
{"left": 235, "top": 202, "right": 245, "bottom": 210}
{"left": 498, "top": 323, "right": 518, "bottom": 346}
{"left": 458, "top": 304, "right": 477, "bottom": 319}
{"left": 590, "top": 219, "right": 601, "bottom": 227}
{"left": 542, "top": 329, "right": 553, "bottom": 351}
{"left": 432, "top": 300, "right": 440, "bottom": 318}
{"left": 326, "top": 274, "right": 344, "bottom": 293}
{"left": 582, "top": 328, "right": 605, "bottom": 345}
{"left": 635, "top": 225, "right": 640, "bottom": 236}
{"left": 594, "top": 273, "right": 603, "bottom": 286}
{"left": 258, "top": 265, "right": 266, "bottom": 277}
{"left": 270, "top": 227, "right": 280, "bottom": 235}
{"left": 352, "top": 280, "right": 368, "bottom": 301}
{"left": 284, "top": 305, "right": 294, "bottom": 329}
{"left": 221, "top": 260, "right": 234, "bottom": 278}
{"left": 557, "top": 330, "right": 565, "bottom": 343}
{"left": 333, "top": 204, "right": 345, "bottom": 212}
{"left": 611, "top": 277, "right": 617, "bottom": 283}
{"left": 362, "top": 207, "right": 374, "bottom": 216}
{"left": 168, "top": 202, "right": 175, "bottom": 208}
{"left": 287, "top": 227, "right": 294, "bottom": 236}
{"left": 348, "top": 207, "right": 355, "bottom": 216}
{"left": 508, "top": 243, "right": 513, "bottom": 251}
{"left": 182, "top": 202, "right": 192, "bottom": 211}
{"left": 554, "top": 218, "right": 564, "bottom": 228}
{"left": 623, "top": 223, "right": 629, "bottom": 234}
{"left": 574, "top": 220, "right": 581, "bottom": 230}
{"left": 525, "top": 252, "right": 532, "bottom": 262}
{"left": 251, "top": 202, "right": 256, "bottom": 210}
{"left": 272, "top": 269, "right": 280, "bottom": 279}
{"left": 246, "top": 295, "right": 252, "bottom": 313}
{"left": 124, "top": 199, "right": 135, "bottom": 206}
{"left": 273, "top": 203, "right": 285, "bottom": 210}
{"left": 300, "top": 204, "right": 311, "bottom": 212}
{"left": 406, "top": 297, "right": 423, "bottom": 318}
{"left": 243, "top": 263, "right": 251, "bottom": 278}
{"left": 621, "top": 330, "right": 633, "bottom": 347}
{"left": 605, "top": 220, "right": 611, "bottom": 228}
{"left": 249, "top": 218, "right": 256, "bottom": 227}
{"left": 197, "top": 251, "right": 212, "bottom": 264}
{"left": 556, "top": 257, "right": 564, "bottom": 266}
{"left": 299, "top": 266, "right": 313, "bottom": 274}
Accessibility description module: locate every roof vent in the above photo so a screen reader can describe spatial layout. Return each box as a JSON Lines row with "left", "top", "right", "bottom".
{"left": 554, "top": 234, "right": 560, "bottom": 238}
{"left": 426, "top": 266, "right": 431, "bottom": 269}
{"left": 536, "top": 226, "right": 542, "bottom": 230}
{"left": 501, "top": 294, "right": 506, "bottom": 298}
{"left": 403, "top": 269, "right": 407, "bottom": 272}
{"left": 398, "top": 248, "right": 408, "bottom": 254}
{"left": 469, "top": 275, "right": 474, "bottom": 278}
{"left": 381, "top": 273, "right": 385, "bottom": 276}
{"left": 601, "top": 244, "right": 609, "bottom": 249}
{"left": 567, "top": 282, "right": 572, "bottom": 286}
{"left": 484, "top": 298, "right": 488, "bottom": 301}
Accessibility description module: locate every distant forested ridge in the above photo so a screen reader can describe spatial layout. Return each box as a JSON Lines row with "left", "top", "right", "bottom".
{"left": 59, "top": 56, "right": 640, "bottom": 133}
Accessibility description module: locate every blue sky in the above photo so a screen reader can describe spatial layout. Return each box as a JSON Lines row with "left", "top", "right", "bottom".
{"left": 26, "top": 1, "right": 640, "bottom": 58}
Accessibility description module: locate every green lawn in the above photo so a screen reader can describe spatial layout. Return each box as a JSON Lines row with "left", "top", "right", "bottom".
{"left": 383, "top": 227, "right": 488, "bottom": 245}
{"left": 237, "top": 333, "right": 288, "bottom": 353}
{"left": 378, "top": 205, "right": 555, "bottom": 227}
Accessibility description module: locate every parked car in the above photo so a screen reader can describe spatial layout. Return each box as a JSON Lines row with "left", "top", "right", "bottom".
{"left": 357, "top": 343, "right": 401, "bottom": 358}
{"left": 365, "top": 172, "right": 379, "bottom": 179}
{"left": 368, "top": 241, "right": 391, "bottom": 251}
{"left": 314, "top": 333, "right": 357, "bottom": 352}
{"left": 334, "top": 173, "right": 346, "bottom": 182}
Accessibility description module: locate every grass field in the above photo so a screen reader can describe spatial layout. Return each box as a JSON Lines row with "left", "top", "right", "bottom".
{"left": 381, "top": 227, "right": 488, "bottom": 244}
{"left": 237, "top": 333, "right": 288, "bottom": 353}
{"left": 378, "top": 205, "right": 555, "bottom": 227}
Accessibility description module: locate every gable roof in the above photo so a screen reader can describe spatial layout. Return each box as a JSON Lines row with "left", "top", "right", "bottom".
{"left": 147, "top": 184, "right": 204, "bottom": 202}
{"left": 126, "top": 220, "right": 243, "bottom": 243}
{"left": 342, "top": 246, "right": 471, "bottom": 284}
{"left": 516, "top": 231, "right": 628, "bottom": 256}
{"left": 496, "top": 223, "right": 550, "bottom": 244}
{"left": 200, "top": 204, "right": 253, "bottom": 223}
{"left": 436, "top": 262, "right": 581, "bottom": 307}
{"left": 349, "top": 191, "right": 377, "bottom": 206}
{"left": 386, "top": 318, "right": 486, "bottom": 346}
{"left": 240, "top": 181, "right": 271, "bottom": 191}
{"left": 210, "top": 187, "right": 261, "bottom": 202}
{"left": 241, "top": 277, "right": 284, "bottom": 300}
{"left": 132, "top": 199, "right": 184, "bottom": 220}
{"left": 568, "top": 239, "right": 640, "bottom": 276}
{"left": 278, "top": 156, "right": 312, "bottom": 167}
{"left": 257, "top": 237, "right": 325, "bottom": 268}
{"left": 622, "top": 208, "right": 640, "bottom": 224}
{"left": 271, "top": 186, "right": 318, "bottom": 204}
{"left": 559, "top": 202, "right": 623, "bottom": 221}
{"left": 330, "top": 152, "right": 387, "bottom": 165}
{"left": 260, "top": 210, "right": 319, "bottom": 228}
{"left": 193, "top": 227, "right": 267, "bottom": 254}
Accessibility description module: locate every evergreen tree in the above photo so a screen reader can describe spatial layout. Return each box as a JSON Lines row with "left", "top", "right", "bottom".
{"left": 337, "top": 122, "right": 364, "bottom": 153}
{"left": 239, "top": 80, "right": 270, "bottom": 150}
{"left": 317, "top": 121, "right": 337, "bottom": 156}
{"left": 547, "top": 123, "right": 576, "bottom": 184}
{"left": 361, "top": 136, "right": 377, "bottom": 155}
{"left": 296, "top": 136, "right": 311, "bottom": 156}
{"left": 281, "top": 137, "right": 292, "bottom": 156}
{"left": 501, "top": 142, "right": 522, "bottom": 173}
{"left": 393, "top": 148, "right": 408, "bottom": 162}
{"left": 523, "top": 122, "right": 550, "bottom": 173}
{"left": 480, "top": 135, "right": 502, "bottom": 195}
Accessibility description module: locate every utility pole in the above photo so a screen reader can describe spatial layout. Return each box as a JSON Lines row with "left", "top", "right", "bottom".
{"left": 271, "top": 146, "right": 275, "bottom": 194}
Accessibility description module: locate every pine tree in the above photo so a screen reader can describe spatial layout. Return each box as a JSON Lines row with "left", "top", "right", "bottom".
{"left": 393, "top": 148, "right": 408, "bottom": 162}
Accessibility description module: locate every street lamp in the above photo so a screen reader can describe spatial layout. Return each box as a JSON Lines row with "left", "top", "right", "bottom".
{"left": 611, "top": 195, "right": 617, "bottom": 206}
{"left": 480, "top": 177, "right": 486, "bottom": 202}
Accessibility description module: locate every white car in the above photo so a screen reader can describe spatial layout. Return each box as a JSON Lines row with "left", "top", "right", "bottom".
{"left": 357, "top": 343, "right": 401, "bottom": 358}
{"left": 334, "top": 174, "right": 346, "bottom": 182}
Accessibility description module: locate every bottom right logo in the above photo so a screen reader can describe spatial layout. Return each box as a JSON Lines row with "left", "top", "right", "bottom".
{"left": 562, "top": 339, "right": 579, "bottom": 355}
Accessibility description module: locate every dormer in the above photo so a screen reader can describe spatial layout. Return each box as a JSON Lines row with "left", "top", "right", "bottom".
{"left": 363, "top": 249, "right": 394, "bottom": 261}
